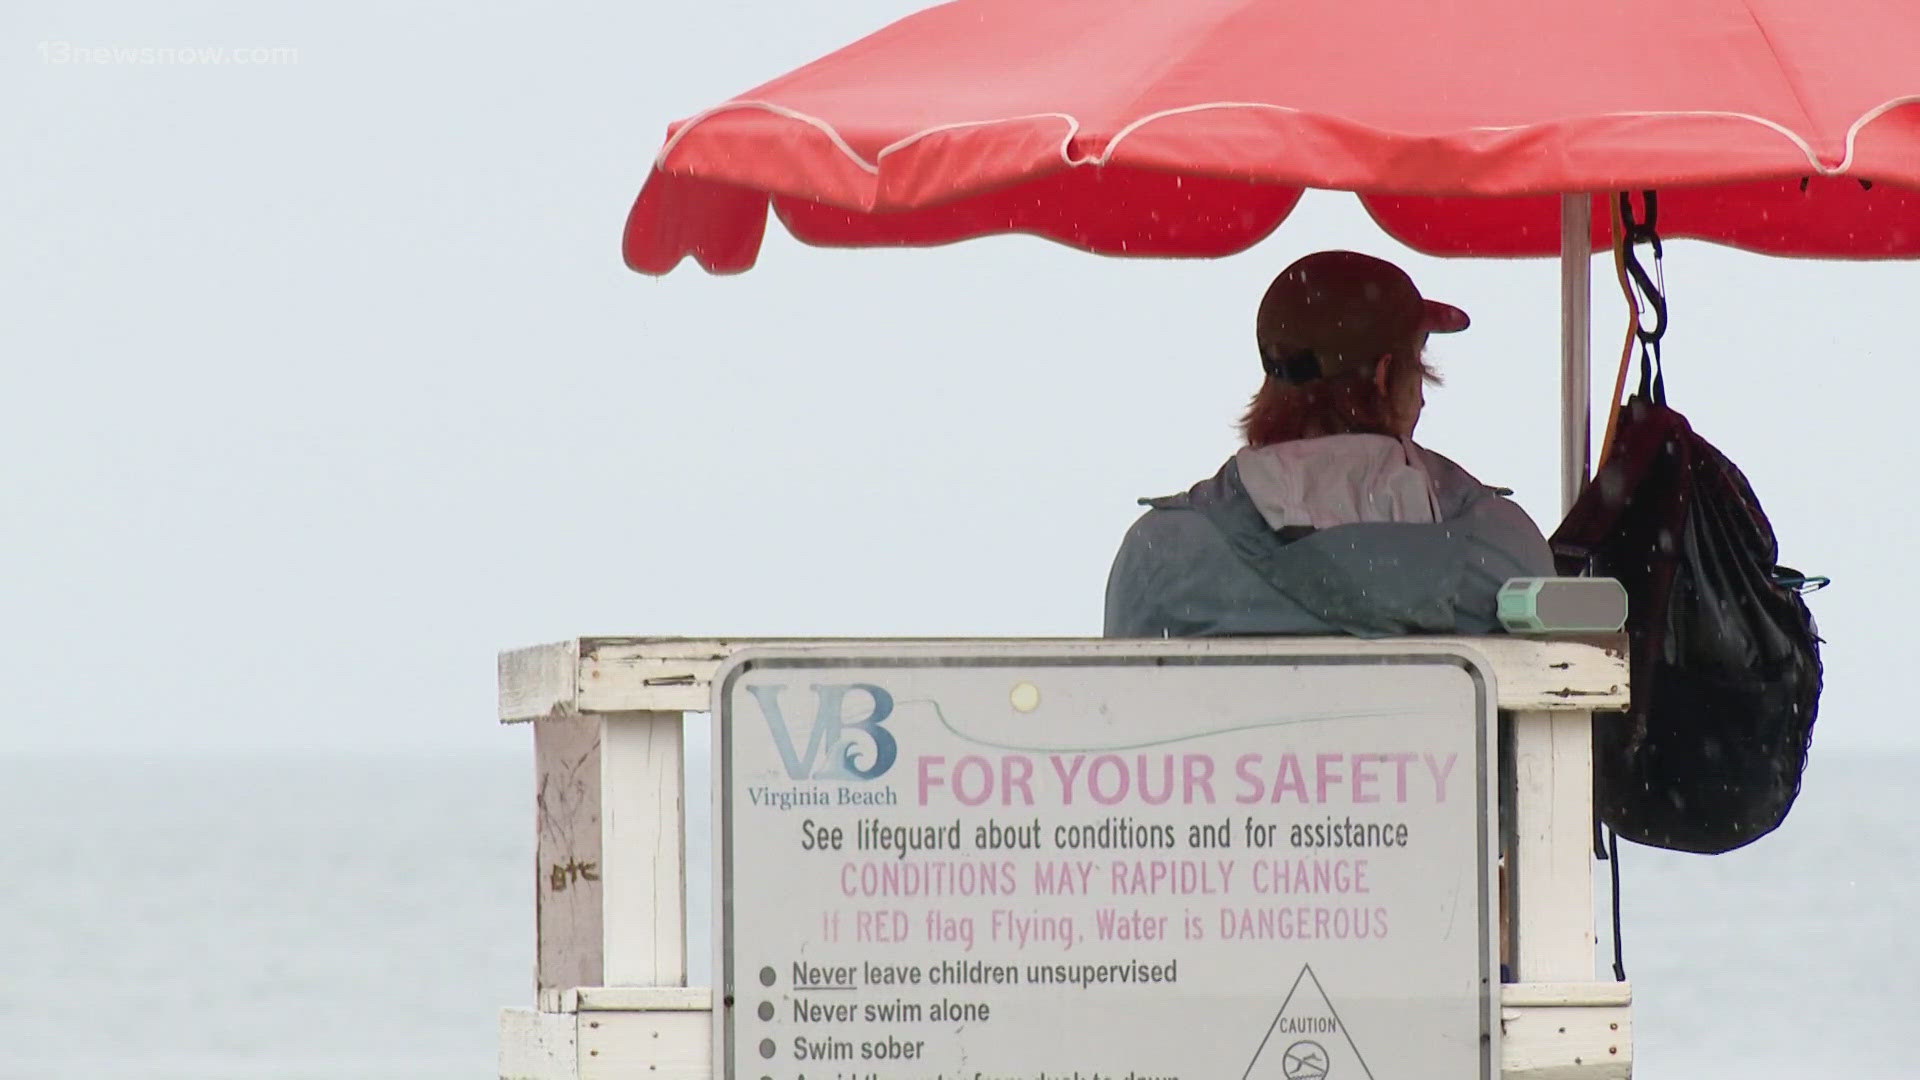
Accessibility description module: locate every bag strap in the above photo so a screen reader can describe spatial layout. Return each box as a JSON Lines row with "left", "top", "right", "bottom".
{"left": 1596, "top": 192, "right": 1671, "bottom": 467}
{"left": 1607, "top": 827, "right": 1627, "bottom": 981}
{"left": 1597, "top": 199, "right": 1639, "bottom": 466}
{"left": 1619, "top": 192, "right": 1668, "bottom": 407}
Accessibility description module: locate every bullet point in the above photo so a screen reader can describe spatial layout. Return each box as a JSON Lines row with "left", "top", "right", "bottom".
{"left": 759, "top": 1039, "right": 777, "bottom": 1059}
{"left": 758, "top": 1001, "right": 774, "bottom": 1021}
{"left": 759, "top": 966, "right": 777, "bottom": 987}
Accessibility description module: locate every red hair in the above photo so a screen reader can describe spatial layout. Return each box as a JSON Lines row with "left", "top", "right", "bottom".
{"left": 1239, "top": 345, "right": 1439, "bottom": 448}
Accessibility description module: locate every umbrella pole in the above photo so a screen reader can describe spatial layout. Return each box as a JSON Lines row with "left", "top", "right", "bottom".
{"left": 1559, "top": 194, "right": 1592, "bottom": 513}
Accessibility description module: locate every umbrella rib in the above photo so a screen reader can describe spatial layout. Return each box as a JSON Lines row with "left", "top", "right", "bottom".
{"left": 1095, "top": 102, "right": 1848, "bottom": 177}
{"left": 1836, "top": 95, "right": 1920, "bottom": 176}
{"left": 1093, "top": 100, "right": 1302, "bottom": 166}
{"left": 657, "top": 95, "right": 1920, "bottom": 190}
{"left": 655, "top": 100, "right": 883, "bottom": 175}
{"left": 1738, "top": 0, "right": 1824, "bottom": 148}
{"left": 877, "top": 113, "right": 1082, "bottom": 165}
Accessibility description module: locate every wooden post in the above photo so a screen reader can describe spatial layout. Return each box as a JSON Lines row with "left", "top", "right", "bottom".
{"left": 600, "top": 711, "right": 688, "bottom": 987}
{"left": 1509, "top": 708, "right": 1597, "bottom": 981}
{"left": 535, "top": 712, "right": 604, "bottom": 1000}
{"left": 530, "top": 709, "right": 689, "bottom": 1001}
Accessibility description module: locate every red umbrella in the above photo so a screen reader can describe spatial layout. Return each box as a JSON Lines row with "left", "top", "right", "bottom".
{"left": 624, "top": 0, "right": 1920, "bottom": 275}
{"left": 621, "top": 0, "right": 1920, "bottom": 507}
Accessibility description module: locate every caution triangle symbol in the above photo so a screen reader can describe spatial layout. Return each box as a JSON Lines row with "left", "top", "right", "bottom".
{"left": 1241, "top": 964, "right": 1374, "bottom": 1080}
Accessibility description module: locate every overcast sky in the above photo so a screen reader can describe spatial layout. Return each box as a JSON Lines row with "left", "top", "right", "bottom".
{"left": 7, "top": 0, "right": 1916, "bottom": 755}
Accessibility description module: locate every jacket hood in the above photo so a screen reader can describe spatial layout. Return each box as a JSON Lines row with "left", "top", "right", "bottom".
{"left": 1233, "top": 434, "right": 1440, "bottom": 529}
{"left": 1145, "top": 436, "right": 1494, "bottom": 523}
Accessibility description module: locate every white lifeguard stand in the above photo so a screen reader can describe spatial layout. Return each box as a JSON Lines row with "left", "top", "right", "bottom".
{"left": 495, "top": 633, "right": 1632, "bottom": 1079}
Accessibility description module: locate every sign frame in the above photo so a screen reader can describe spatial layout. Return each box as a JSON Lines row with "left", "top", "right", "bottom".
{"left": 712, "top": 640, "right": 1500, "bottom": 1080}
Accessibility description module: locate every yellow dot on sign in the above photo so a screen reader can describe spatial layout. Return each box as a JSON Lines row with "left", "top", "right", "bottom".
{"left": 1010, "top": 682, "right": 1041, "bottom": 713}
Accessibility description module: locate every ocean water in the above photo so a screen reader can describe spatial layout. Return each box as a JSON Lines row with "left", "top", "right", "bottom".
{"left": 0, "top": 753, "right": 531, "bottom": 1080}
{"left": 0, "top": 745, "right": 1909, "bottom": 1078}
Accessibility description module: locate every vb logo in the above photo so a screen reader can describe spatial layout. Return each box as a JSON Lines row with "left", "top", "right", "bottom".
{"left": 745, "top": 683, "right": 898, "bottom": 781}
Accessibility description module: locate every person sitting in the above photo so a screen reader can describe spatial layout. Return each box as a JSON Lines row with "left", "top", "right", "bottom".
{"left": 1103, "top": 250, "right": 1555, "bottom": 638}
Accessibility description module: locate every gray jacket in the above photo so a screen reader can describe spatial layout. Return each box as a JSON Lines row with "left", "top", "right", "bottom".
{"left": 1103, "top": 436, "right": 1555, "bottom": 638}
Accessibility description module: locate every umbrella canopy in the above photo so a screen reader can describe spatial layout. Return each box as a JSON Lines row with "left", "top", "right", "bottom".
{"left": 624, "top": 0, "right": 1920, "bottom": 273}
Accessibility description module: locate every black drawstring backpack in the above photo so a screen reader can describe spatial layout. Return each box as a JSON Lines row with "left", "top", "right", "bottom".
{"left": 1550, "top": 364, "right": 1824, "bottom": 854}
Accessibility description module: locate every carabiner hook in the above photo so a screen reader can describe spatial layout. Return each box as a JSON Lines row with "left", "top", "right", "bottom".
{"left": 1618, "top": 191, "right": 1667, "bottom": 348}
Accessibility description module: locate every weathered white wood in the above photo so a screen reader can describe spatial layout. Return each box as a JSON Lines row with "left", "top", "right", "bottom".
{"left": 576, "top": 637, "right": 837, "bottom": 715}
{"left": 1457, "top": 637, "right": 1626, "bottom": 711}
{"left": 572, "top": 986, "right": 713, "bottom": 1012}
{"left": 577, "top": 1009, "right": 711, "bottom": 1080}
{"left": 500, "top": 1007, "right": 579, "bottom": 1080}
{"left": 536, "top": 713, "right": 604, "bottom": 995}
{"left": 1512, "top": 709, "right": 1598, "bottom": 981}
{"left": 1502, "top": 982, "right": 1631, "bottom": 1008}
{"left": 1501, "top": 989, "right": 1632, "bottom": 1080}
{"left": 503, "top": 640, "right": 581, "bottom": 722}
{"left": 534, "top": 635, "right": 1628, "bottom": 717}
{"left": 580, "top": 655, "right": 716, "bottom": 714}
{"left": 601, "top": 710, "right": 687, "bottom": 987}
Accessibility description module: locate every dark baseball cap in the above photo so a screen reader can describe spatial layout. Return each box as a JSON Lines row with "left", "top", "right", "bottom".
{"left": 1256, "top": 251, "right": 1469, "bottom": 383}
